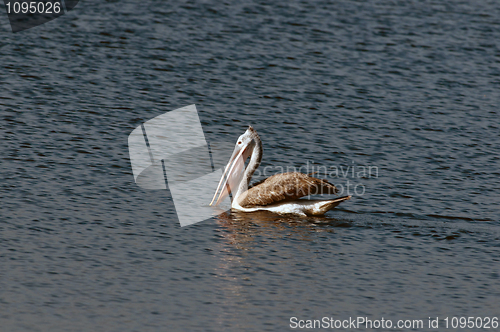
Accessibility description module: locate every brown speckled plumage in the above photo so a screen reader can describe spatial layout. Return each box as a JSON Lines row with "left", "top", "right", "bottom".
{"left": 237, "top": 172, "right": 339, "bottom": 208}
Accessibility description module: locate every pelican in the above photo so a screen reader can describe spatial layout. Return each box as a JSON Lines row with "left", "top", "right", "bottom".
{"left": 210, "top": 126, "right": 351, "bottom": 216}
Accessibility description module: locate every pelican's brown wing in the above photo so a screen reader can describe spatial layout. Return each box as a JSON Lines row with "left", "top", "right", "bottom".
{"left": 238, "top": 172, "right": 338, "bottom": 208}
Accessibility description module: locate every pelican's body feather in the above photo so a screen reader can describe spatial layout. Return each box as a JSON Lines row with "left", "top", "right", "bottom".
{"left": 238, "top": 172, "right": 339, "bottom": 208}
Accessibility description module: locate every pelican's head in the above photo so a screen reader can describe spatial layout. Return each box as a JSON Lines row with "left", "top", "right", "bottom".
{"left": 209, "top": 126, "right": 260, "bottom": 206}
{"left": 235, "top": 125, "right": 258, "bottom": 151}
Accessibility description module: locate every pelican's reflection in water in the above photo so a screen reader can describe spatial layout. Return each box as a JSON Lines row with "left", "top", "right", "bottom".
{"left": 215, "top": 210, "right": 352, "bottom": 247}
{"left": 210, "top": 211, "right": 353, "bottom": 328}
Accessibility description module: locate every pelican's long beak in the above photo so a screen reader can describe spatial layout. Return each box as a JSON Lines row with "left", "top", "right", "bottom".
{"left": 210, "top": 141, "right": 253, "bottom": 206}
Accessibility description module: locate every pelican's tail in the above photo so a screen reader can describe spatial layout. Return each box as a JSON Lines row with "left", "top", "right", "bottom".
{"left": 305, "top": 196, "right": 351, "bottom": 216}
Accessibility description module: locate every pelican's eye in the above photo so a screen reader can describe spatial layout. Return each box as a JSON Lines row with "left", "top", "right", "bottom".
{"left": 238, "top": 141, "right": 242, "bottom": 145}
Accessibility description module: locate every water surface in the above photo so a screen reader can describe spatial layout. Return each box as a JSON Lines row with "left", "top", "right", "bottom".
{"left": 1, "top": 0, "right": 499, "bottom": 331}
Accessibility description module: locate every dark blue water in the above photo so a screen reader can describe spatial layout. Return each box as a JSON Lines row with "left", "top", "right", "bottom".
{"left": 1, "top": 0, "right": 499, "bottom": 331}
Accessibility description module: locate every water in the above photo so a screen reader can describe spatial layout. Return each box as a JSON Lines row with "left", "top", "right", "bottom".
{"left": 1, "top": 0, "right": 500, "bottom": 331}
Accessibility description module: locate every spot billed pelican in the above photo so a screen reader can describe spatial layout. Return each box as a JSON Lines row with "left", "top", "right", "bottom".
{"left": 210, "top": 126, "right": 351, "bottom": 216}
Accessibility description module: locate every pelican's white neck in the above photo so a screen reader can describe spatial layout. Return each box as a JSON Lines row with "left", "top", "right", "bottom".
{"left": 233, "top": 135, "right": 262, "bottom": 206}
